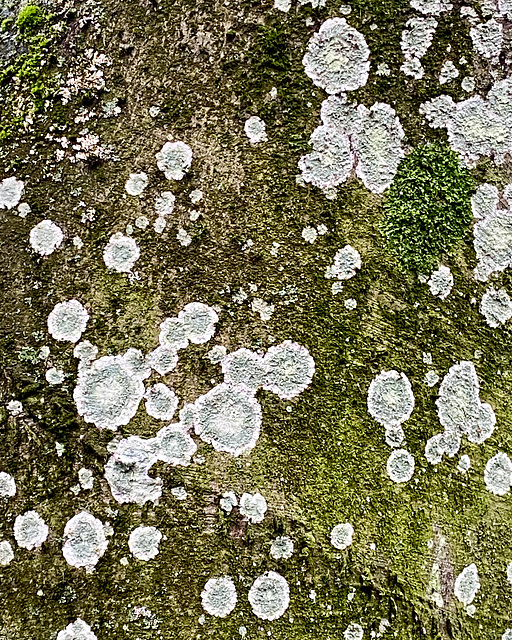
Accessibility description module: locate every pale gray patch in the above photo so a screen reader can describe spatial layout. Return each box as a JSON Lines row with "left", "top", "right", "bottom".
{"left": 104, "top": 436, "right": 161, "bottom": 505}
{"left": 480, "top": 287, "right": 512, "bottom": 327}
{"left": 0, "top": 471, "right": 16, "bottom": 498}
{"left": 155, "top": 191, "right": 176, "bottom": 216}
{"left": 193, "top": 384, "right": 262, "bottom": 455}
{"left": 471, "top": 183, "right": 498, "bottom": 219}
{"left": 179, "top": 302, "right": 219, "bottom": 344}
{"left": 128, "top": 525, "right": 162, "bottom": 561}
{"left": 263, "top": 340, "right": 315, "bottom": 399}
{"left": 410, "top": 0, "right": 453, "bottom": 14}
{"left": 78, "top": 468, "right": 94, "bottom": 490}
{"left": 425, "top": 433, "right": 445, "bottom": 464}
{"left": 507, "top": 561, "right": 512, "bottom": 584}
{"left": 0, "top": 176, "right": 24, "bottom": 209}
{"left": 46, "top": 367, "right": 65, "bottom": 385}
{"left": 248, "top": 571, "right": 290, "bottom": 621}
{"left": 302, "top": 18, "right": 370, "bottom": 94}
{"left": 206, "top": 345, "right": 227, "bottom": 364}
{"left": 401, "top": 16, "right": 437, "bottom": 61}
{"left": 439, "top": 60, "right": 459, "bottom": 84}
{"left": 457, "top": 454, "right": 471, "bottom": 473}
{"left": 326, "top": 245, "right": 361, "bottom": 280}
{"left": 461, "top": 76, "right": 475, "bottom": 92}
{"left": 385, "top": 425, "right": 405, "bottom": 448}
{"left": 145, "top": 383, "right": 179, "bottom": 420}
{"left": 155, "top": 141, "right": 193, "bottom": 180}
{"left": 344, "top": 298, "right": 357, "bottom": 310}
{"left": 179, "top": 403, "right": 195, "bottom": 428}
{"left": 503, "top": 629, "right": 512, "bottom": 640}
{"left": 56, "top": 619, "right": 97, "bottom": 640}
{"left": 270, "top": 536, "right": 294, "bottom": 560}
{"left": 155, "top": 423, "right": 197, "bottom": 466}
{"left": 330, "top": 522, "right": 354, "bottom": 550}
{"left": 473, "top": 205, "right": 512, "bottom": 281}
{"left": 419, "top": 94, "right": 456, "bottom": 128}
{"left": 221, "top": 348, "right": 265, "bottom": 393}
{"left": 171, "top": 486, "right": 187, "bottom": 500}
{"left": 14, "top": 510, "right": 49, "bottom": 550}
{"left": 401, "top": 57, "right": 425, "bottom": 79}
{"left": 147, "top": 346, "right": 178, "bottom": 375}
{"left": 73, "top": 340, "right": 98, "bottom": 363}
{"left": 454, "top": 563, "right": 480, "bottom": 605}
{"left": 62, "top": 511, "right": 108, "bottom": 571}
{"left": 103, "top": 233, "right": 140, "bottom": 272}
{"left": 6, "top": 400, "right": 22, "bottom": 416}
{"left": 0, "top": 540, "right": 14, "bottom": 566}
{"left": 343, "top": 623, "right": 364, "bottom": 640}
{"left": 436, "top": 361, "right": 495, "bottom": 444}
{"left": 48, "top": 299, "right": 89, "bottom": 343}
{"left": 159, "top": 317, "right": 189, "bottom": 351}
{"left": 320, "top": 94, "right": 360, "bottom": 131}
{"left": 274, "top": 0, "right": 291, "bottom": 10}
{"left": 470, "top": 19, "right": 503, "bottom": 61}
{"left": 244, "top": 116, "right": 268, "bottom": 144}
{"left": 424, "top": 371, "right": 440, "bottom": 387}
{"left": 387, "top": 449, "right": 415, "bottom": 483}
{"left": 220, "top": 491, "right": 237, "bottom": 513}
{"left": 298, "top": 125, "right": 354, "bottom": 190}
{"left": 29, "top": 220, "right": 64, "bottom": 256}
{"left": 125, "top": 172, "right": 148, "bottom": 196}
{"left": 484, "top": 451, "right": 512, "bottom": 495}
{"left": 122, "top": 348, "right": 152, "bottom": 380}
{"left": 367, "top": 370, "right": 415, "bottom": 428}
{"left": 428, "top": 265, "right": 453, "bottom": 299}
{"left": 74, "top": 355, "right": 145, "bottom": 430}
{"left": 239, "top": 492, "right": 267, "bottom": 523}
{"left": 201, "top": 577, "right": 237, "bottom": 618}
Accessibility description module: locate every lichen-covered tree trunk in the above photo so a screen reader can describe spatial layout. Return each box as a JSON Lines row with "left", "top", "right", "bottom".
{"left": 1, "top": 0, "right": 512, "bottom": 638}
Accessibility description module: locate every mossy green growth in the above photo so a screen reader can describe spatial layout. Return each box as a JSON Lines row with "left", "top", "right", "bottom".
{"left": 16, "top": 4, "right": 45, "bottom": 38}
{"left": 380, "top": 143, "right": 476, "bottom": 272}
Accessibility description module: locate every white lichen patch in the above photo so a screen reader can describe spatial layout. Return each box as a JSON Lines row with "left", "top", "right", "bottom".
{"left": 473, "top": 193, "right": 512, "bottom": 280}
{"left": 461, "top": 76, "right": 475, "bottom": 92}
{"left": 156, "top": 141, "right": 193, "bottom": 180}
{"left": 56, "top": 619, "right": 97, "bottom": 640}
{"left": 145, "top": 383, "right": 179, "bottom": 420}
{"left": 454, "top": 563, "right": 480, "bottom": 605}
{"left": 425, "top": 434, "right": 446, "bottom": 465}
{"left": 436, "top": 361, "right": 495, "bottom": 445}
{"left": 387, "top": 449, "right": 415, "bottom": 483}
{"left": 193, "top": 384, "right": 262, "bottom": 455}
{"left": 239, "top": 492, "right": 267, "bottom": 524}
{"left": 439, "top": 60, "right": 459, "bottom": 84}
{"left": 401, "top": 58, "right": 425, "bottom": 80}
{"left": 367, "top": 370, "right": 415, "bottom": 436}
{"left": 74, "top": 340, "right": 98, "bottom": 363}
{"left": 147, "top": 346, "right": 179, "bottom": 375}
{"left": 14, "top": 510, "right": 49, "bottom": 550}
{"left": 263, "top": 340, "right": 315, "bottom": 399}
{"left": 122, "top": 348, "right": 152, "bottom": 380}
{"left": 0, "top": 176, "right": 24, "bottom": 209}
{"left": 251, "top": 298, "right": 275, "bottom": 322}
{"left": 128, "top": 525, "right": 162, "bottom": 561}
{"left": 424, "top": 371, "right": 440, "bottom": 387}
{"left": 78, "top": 468, "right": 94, "bottom": 490}
{"left": 385, "top": 425, "right": 406, "bottom": 448}
{"left": 270, "top": 536, "right": 294, "bottom": 560}
{"left": 48, "top": 299, "right": 89, "bottom": 343}
{"left": 457, "top": 454, "right": 471, "bottom": 473}
{"left": 155, "top": 191, "right": 176, "bottom": 217}
{"left": 326, "top": 245, "right": 361, "bottom": 281}
{"left": 221, "top": 348, "right": 265, "bottom": 393}
{"left": 103, "top": 233, "right": 140, "bottom": 273}
{"left": 0, "top": 540, "right": 14, "bottom": 566}
{"left": 507, "top": 561, "right": 512, "bottom": 584}
{"left": 274, "top": 0, "right": 291, "bottom": 10}
{"left": 105, "top": 436, "right": 161, "bottom": 505}
{"left": 248, "top": 571, "right": 290, "bottom": 621}
{"left": 7, "top": 400, "right": 22, "bottom": 416}
{"left": 344, "top": 623, "right": 364, "bottom": 640}
{"left": 470, "top": 19, "right": 503, "bottom": 61}
{"left": 0, "top": 471, "right": 16, "bottom": 498}
{"left": 62, "top": 511, "right": 108, "bottom": 571}
{"left": 400, "top": 16, "right": 437, "bottom": 79}
{"left": 201, "top": 577, "right": 237, "bottom": 618}
{"left": 411, "top": 0, "right": 453, "bottom": 14}
{"left": 302, "top": 18, "right": 370, "bottom": 94}
{"left": 298, "top": 125, "right": 354, "bottom": 190}
{"left": 428, "top": 265, "right": 453, "bottom": 299}
{"left": 220, "top": 491, "right": 238, "bottom": 513}
{"left": 125, "top": 172, "right": 149, "bottom": 196}
{"left": 155, "top": 423, "right": 197, "bottom": 466}
{"left": 484, "top": 452, "right": 512, "bottom": 495}
{"left": 29, "top": 220, "right": 64, "bottom": 256}
{"left": 46, "top": 367, "right": 65, "bottom": 385}
{"left": 472, "top": 183, "right": 498, "bottom": 220}
{"left": 244, "top": 116, "right": 268, "bottom": 144}
{"left": 480, "top": 287, "right": 512, "bottom": 327}
{"left": 330, "top": 522, "right": 354, "bottom": 550}
{"left": 180, "top": 302, "right": 219, "bottom": 344}
{"left": 74, "top": 355, "right": 145, "bottom": 430}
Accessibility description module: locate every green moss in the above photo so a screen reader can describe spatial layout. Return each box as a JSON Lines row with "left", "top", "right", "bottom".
{"left": 380, "top": 143, "right": 476, "bottom": 272}
{"left": 16, "top": 4, "right": 45, "bottom": 38}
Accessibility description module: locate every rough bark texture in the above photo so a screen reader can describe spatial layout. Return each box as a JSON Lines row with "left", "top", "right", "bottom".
{"left": 1, "top": 0, "right": 512, "bottom": 638}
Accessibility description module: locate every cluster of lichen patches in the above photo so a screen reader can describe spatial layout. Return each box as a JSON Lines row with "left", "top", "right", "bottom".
{"left": 270, "top": 535, "right": 294, "bottom": 560}
{"left": 248, "top": 571, "right": 290, "bottom": 621}
{"left": 103, "top": 232, "right": 140, "bottom": 274}
{"left": 201, "top": 577, "right": 238, "bottom": 618}
{"left": 62, "top": 511, "right": 108, "bottom": 571}
{"left": 425, "top": 361, "right": 496, "bottom": 466}
{"left": 420, "top": 77, "right": 512, "bottom": 167}
{"left": 480, "top": 288, "right": 512, "bottom": 327}
{"left": 427, "top": 265, "right": 453, "bottom": 299}
{"left": 155, "top": 141, "right": 193, "bottom": 180}
{"left": 367, "top": 370, "right": 415, "bottom": 450}
{"left": 484, "top": 451, "right": 512, "bottom": 495}
{"left": 0, "top": 176, "right": 24, "bottom": 209}
{"left": 47, "top": 299, "right": 89, "bottom": 343}
{"left": 128, "top": 525, "right": 162, "bottom": 561}
{"left": 56, "top": 618, "right": 97, "bottom": 640}
{"left": 472, "top": 183, "right": 512, "bottom": 281}
{"left": 330, "top": 522, "right": 354, "bottom": 550}
{"left": 29, "top": 219, "right": 64, "bottom": 256}
{"left": 104, "top": 436, "right": 161, "bottom": 505}
{"left": 400, "top": 16, "right": 438, "bottom": 80}
{"left": 159, "top": 302, "right": 219, "bottom": 352}
{"left": 13, "top": 510, "right": 48, "bottom": 550}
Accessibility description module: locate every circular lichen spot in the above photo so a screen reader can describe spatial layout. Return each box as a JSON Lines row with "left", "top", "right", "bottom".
{"left": 380, "top": 143, "right": 475, "bottom": 271}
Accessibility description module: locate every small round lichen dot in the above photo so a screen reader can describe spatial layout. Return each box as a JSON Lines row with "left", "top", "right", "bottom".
{"left": 14, "top": 510, "right": 49, "bottom": 550}
{"left": 29, "top": 219, "right": 64, "bottom": 256}
{"left": 125, "top": 172, "right": 148, "bottom": 196}
{"left": 56, "top": 619, "right": 97, "bottom": 640}
{"left": 62, "top": 511, "right": 108, "bottom": 571}
{"left": 47, "top": 299, "right": 89, "bottom": 343}
{"left": 128, "top": 525, "right": 162, "bottom": 561}
{"left": 103, "top": 232, "right": 140, "bottom": 273}
{"left": 239, "top": 492, "right": 267, "bottom": 524}
{"left": 0, "top": 540, "right": 14, "bottom": 566}
{"left": 454, "top": 563, "right": 480, "bottom": 605}
{"left": 270, "top": 536, "right": 294, "bottom": 560}
{"left": 248, "top": 571, "right": 290, "bottom": 621}
{"left": 386, "top": 449, "right": 415, "bottom": 483}
{"left": 201, "top": 576, "right": 238, "bottom": 618}
{"left": 343, "top": 623, "right": 364, "bottom": 640}
{"left": 0, "top": 471, "right": 16, "bottom": 498}
{"left": 330, "top": 522, "right": 354, "bottom": 550}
